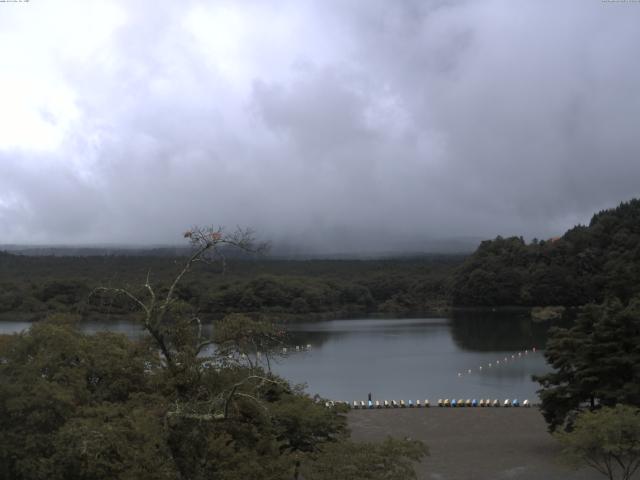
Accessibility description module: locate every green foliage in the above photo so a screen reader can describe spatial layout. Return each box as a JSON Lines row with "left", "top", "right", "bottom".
{"left": 0, "top": 253, "right": 461, "bottom": 320}
{"left": 556, "top": 405, "right": 640, "bottom": 480}
{"left": 0, "top": 318, "right": 164, "bottom": 480}
{"left": 49, "top": 399, "right": 174, "bottom": 480}
{"left": 269, "top": 387, "right": 348, "bottom": 454}
{"left": 36, "top": 279, "right": 90, "bottom": 306}
{"left": 1, "top": 319, "right": 358, "bottom": 480}
{"left": 0, "top": 282, "right": 22, "bottom": 312}
{"left": 0, "top": 235, "right": 429, "bottom": 479}
{"left": 535, "top": 297, "right": 640, "bottom": 431}
{"left": 213, "top": 313, "right": 286, "bottom": 371}
{"left": 451, "top": 199, "right": 640, "bottom": 307}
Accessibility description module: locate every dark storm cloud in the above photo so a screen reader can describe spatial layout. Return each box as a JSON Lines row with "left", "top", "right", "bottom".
{"left": 1, "top": 0, "right": 639, "bottom": 251}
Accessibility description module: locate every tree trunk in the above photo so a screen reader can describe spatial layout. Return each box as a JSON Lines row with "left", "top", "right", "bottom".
{"left": 293, "top": 459, "right": 301, "bottom": 480}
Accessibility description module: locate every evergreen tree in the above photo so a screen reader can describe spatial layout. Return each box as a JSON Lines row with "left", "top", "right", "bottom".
{"left": 452, "top": 198, "right": 640, "bottom": 307}
{"left": 535, "top": 297, "right": 640, "bottom": 431}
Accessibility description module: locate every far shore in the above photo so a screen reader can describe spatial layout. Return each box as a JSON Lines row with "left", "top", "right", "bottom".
{"left": 0, "top": 306, "right": 539, "bottom": 325}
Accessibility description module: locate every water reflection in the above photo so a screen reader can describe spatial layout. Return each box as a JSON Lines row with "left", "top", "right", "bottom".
{"left": 449, "top": 309, "right": 560, "bottom": 351}
{"left": 0, "top": 314, "right": 561, "bottom": 402}
{"left": 79, "top": 319, "right": 149, "bottom": 339}
{"left": 285, "top": 318, "right": 450, "bottom": 349}
{"left": 273, "top": 315, "right": 558, "bottom": 401}
{"left": 0, "top": 321, "right": 33, "bottom": 335}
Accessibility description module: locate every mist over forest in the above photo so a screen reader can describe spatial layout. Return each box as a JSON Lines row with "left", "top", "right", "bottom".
{"left": 2, "top": 2, "right": 640, "bottom": 480}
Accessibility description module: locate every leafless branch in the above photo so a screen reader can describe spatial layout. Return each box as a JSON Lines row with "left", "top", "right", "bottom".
{"left": 91, "top": 286, "right": 150, "bottom": 315}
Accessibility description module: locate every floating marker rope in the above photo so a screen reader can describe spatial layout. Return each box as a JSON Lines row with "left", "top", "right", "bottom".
{"left": 456, "top": 347, "right": 538, "bottom": 378}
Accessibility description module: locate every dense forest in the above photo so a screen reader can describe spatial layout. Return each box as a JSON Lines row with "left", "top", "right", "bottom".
{"left": 451, "top": 199, "right": 640, "bottom": 307}
{"left": 2, "top": 202, "right": 640, "bottom": 478}
{"left": 2, "top": 199, "right": 640, "bottom": 320}
{"left": 0, "top": 231, "right": 427, "bottom": 479}
{"left": 0, "top": 252, "right": 461, "bottom": 321}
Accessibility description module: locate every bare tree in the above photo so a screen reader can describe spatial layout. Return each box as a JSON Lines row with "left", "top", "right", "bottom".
{"left": 92, "top": 225, "right": 276, "bottom": 410}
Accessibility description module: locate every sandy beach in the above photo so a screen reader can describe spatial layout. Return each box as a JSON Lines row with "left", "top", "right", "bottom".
{"left": 349, "top": 407, "right": 603, "bottom": 480}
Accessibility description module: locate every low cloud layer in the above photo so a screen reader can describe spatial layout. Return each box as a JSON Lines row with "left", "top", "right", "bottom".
{"left": 1, "top": 0, "right": 639, "bottom": 252}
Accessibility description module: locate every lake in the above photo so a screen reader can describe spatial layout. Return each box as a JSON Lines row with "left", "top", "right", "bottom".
{"left": 0, "top": 310, "right": 557, "bottom": 402}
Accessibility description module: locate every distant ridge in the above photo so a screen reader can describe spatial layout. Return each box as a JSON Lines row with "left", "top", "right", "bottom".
{"left": 1, "top": 236, "right": 480, "bottom": 259}
{"left": 0, "top": 245, "right": 189, "bottom": 257}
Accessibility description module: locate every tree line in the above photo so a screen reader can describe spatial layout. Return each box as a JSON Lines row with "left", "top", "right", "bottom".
{"left": 0, "top": 252, "right": 459, "bottom": 320}
{"left": 451, "top": 199, "right": 640, "bottom": 307}
{"left": 3, "top": 199, "right": 640, "bottom": 322}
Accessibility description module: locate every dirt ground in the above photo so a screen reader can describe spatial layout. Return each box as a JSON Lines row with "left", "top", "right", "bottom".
{"left": 348, "top": 407, "right": 604, "bottom": 480}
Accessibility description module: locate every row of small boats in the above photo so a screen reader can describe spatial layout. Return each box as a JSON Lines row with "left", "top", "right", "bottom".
{"left": 437, "top": 398, "right": 530, "bottom": 408}
{"left": 326, "top": 398, "right": 531, "bottom": 409}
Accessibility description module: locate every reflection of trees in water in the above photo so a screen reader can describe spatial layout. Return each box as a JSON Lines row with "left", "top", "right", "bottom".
{"left": 79, "top": 316, "right": 342, "bottom": 350}
{"left": 76, "top": 312, "right": 572, "bottom": 353}
{"left": 283, "top": 318, "right": 450, "bottom": 349}
{"left": 450, "top": 309, "right": 572, "bottom": 352}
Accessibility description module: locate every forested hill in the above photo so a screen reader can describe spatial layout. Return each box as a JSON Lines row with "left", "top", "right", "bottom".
{"left": 451, "top": 199, "right": 640, "bottom": 307}
{"left": 0, "top": 252, "right": 462, "bottom": 319}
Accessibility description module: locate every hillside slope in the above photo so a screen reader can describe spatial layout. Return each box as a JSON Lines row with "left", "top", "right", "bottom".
{"left": 451, "top": 199, "right": 640, "bottom": 306}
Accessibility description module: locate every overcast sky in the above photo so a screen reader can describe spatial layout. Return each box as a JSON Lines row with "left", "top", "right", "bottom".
{"left": 1, "top": 0, "right": 639, "bottom": 252}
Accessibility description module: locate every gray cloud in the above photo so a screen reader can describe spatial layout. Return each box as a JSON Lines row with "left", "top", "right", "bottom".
{"left": 0, "top": 0, "right": 639, "bottom": 252}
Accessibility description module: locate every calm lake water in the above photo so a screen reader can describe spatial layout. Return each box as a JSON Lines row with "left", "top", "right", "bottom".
{"left": 0, "top": 311, "right": 557, "bottom": 402}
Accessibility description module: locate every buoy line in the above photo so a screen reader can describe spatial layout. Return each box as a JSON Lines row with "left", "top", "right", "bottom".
{"left": 456, "top": 347, "right": 538, "bottom": 378}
